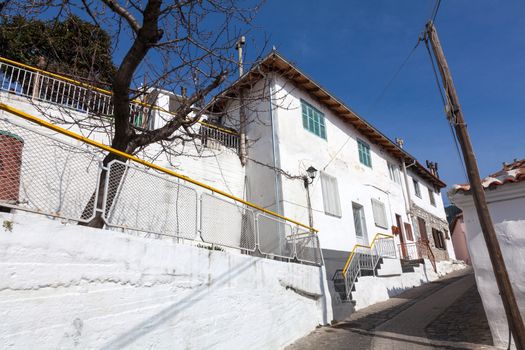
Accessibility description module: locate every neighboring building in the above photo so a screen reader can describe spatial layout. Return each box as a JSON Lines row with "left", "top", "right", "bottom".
{"left": 449, "top": 213, "right": 471, "bottom": 265}
{"left": 449, "top": 158, "right": 525, "bottom": 349}
{"left": 446, "top": 205, "right": 470, "bottom": 265}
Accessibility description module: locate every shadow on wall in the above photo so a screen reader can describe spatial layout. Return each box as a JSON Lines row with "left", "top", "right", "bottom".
{"left": 386, "top": 278, "right": 428, "bottom": 299}
{"left": 100, "top": 256, "right": 329, "bottom": 350}
{"left": 100, "top": 257, "right": 258, "bottom": 349}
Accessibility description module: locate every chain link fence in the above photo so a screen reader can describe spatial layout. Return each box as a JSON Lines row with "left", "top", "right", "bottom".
{"left": 103, "top": 160, "right": 199, "bottom": 240}
{"left": 200, "top": 193, "right": 256, "bottom": 251}
{"left": 0, "top": 115, "right": 322, "bottom": 265}
{"left": 0, "top": 118, "right": 101, "bottom": 222}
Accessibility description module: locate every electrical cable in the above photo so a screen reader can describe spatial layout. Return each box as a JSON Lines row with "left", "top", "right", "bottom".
{"left": 367, "top": 38, "right": 422, "bottom": 113}
{"left": 323, "top": 38, "right": 422, "bottom": 172}
{"left": 430, "top": 0, "right": 442, "bottom": 23}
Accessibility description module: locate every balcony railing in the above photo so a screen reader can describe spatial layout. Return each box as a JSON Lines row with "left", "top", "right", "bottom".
{"left": 0, "top": 56, "right": 240, "bottom": 152}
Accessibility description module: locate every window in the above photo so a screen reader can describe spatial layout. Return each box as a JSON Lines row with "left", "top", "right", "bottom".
{"left": 432, "top": 228, "right": 446, "bottom": 250}
{"left": 352, "top": 203, "right": 367, "bottom": 239}
{"left": 404, "top": 223, "right": 414, "bottom": 241}
{"left": 371, "top": 198, "right": 388, "bottom": 229}
{"left": 357, "top": 139, "right": 372, "bottom": 167}
{"left": 413, "top": 179, "right": 421, "bottom": 198}
{"left": 388, "top": 162, "right": 401, "bottom": 184}
{"left": 301, "top": 100, "right": 326, "bottom": 139}
{"left": 428, "top": 188, "right": 436, "bottom": 206}
{"left": 320, "top": 172, "right": 342, "bottom": 217}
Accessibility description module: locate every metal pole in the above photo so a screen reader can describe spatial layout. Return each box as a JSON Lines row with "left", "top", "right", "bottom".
{"left": 236, "top": 36, "right": 247, "bottom": 166}
{"left": 303, "top": 177, "right": 314, "bottom": 229}
{"left": 426, "top": 21, "right": 525, "bottom": 349}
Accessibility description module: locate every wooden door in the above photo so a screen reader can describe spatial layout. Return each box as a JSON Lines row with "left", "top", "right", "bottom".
{"left": 396, "top": 214, "right": 407, "bottom": 258}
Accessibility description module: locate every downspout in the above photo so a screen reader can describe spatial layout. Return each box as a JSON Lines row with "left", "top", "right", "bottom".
{"left": 239, "top": 89, "right": 247, "bottom": 165}
{"left": 237, "top": 36, "right": 248, "bottom": 166}
{"left": 400, "top": 157, "right": 416, "bottom": 220}
{"left": 269, "top": 75, "right": 283, "bottom": 215}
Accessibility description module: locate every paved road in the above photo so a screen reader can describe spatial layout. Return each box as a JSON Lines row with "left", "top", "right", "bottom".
{"left": 286, "top": 268, "right": 496, "bottom": 350}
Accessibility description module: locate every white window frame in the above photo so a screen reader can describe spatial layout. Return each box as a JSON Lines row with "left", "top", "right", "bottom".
{"left": 413, "top": 179, "right": 421, "bottom": 198}
{"left": 428, "top": 188, "right": 436, "bottom": 206}
{"left": 352, "top": 202, "right": 367, "bottom": 239}
{"left": 320, "top": 171, "right": 342, "bottom": 217}
{"left": 371, "top": 198, "right": 388, "bottom": 229}
{"left": 388, "top": 162, "right": 401, "bottom": 184}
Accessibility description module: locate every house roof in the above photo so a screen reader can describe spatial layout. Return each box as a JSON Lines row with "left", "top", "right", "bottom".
{"left": 207, "top": 50, "right": 446, "bottom": 189}
{"left": 451, "top": 158, "right": 525, "bottom": 194}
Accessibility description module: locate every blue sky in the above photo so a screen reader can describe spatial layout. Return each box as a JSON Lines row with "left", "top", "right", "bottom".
{"left": 248, "top": 0, "right": 525, "bottom": 200}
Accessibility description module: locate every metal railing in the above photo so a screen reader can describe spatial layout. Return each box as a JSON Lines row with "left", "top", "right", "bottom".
{"left": 340, "top": 234, "right": 396, "bottom": 301}
{"left": 0, "top": 56, "right": 239, "bottom": 151}
{"left": 199, "top": 123, "right": 239, "bottom": 151}
{"left": 398, "top": 242, "right": 420, "bottom": 260}
{"left": 0, "top": 106, "right": 322, "bottom": 266}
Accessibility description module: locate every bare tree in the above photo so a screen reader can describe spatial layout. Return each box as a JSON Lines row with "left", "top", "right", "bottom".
{"left": 2, "top": 0, "right": 266, "bottom": 227}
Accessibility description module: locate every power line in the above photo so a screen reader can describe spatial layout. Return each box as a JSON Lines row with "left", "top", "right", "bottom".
{"left": 430, "top": 0, "right": 442, "bottom": 23}
{"left": 324, "top": 38, "right": 423, "bottom": 172}
{"left": 366, "top": 38, "right": 422, "bottom": 113}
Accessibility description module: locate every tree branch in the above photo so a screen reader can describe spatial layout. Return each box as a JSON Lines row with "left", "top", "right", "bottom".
{"left": 131, "top": 70, "right": 227, "bottom": 148}
{"left": 101, "top": 0, "right": 141, "bottom": 33}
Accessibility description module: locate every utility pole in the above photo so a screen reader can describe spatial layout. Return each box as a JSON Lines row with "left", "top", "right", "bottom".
{"left": 425, "top": 21, "right": 525, "bottom": 349}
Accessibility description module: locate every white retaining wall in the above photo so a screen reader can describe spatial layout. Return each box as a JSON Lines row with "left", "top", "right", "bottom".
{"left": 0, "top": 212, "right": 332, "bottom": 350}
{"left": 352, "top": 259, "right": 467, "bottom": 310}
{"left": 451, "top": 181, "right": 525, "bottom": 349}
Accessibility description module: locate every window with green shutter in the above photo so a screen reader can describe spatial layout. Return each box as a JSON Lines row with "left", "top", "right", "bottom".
{"left": 301, "top": 100, "right": 326, "bottom": 139}
{"left": 357, "top": 139, "right": 372, "bottom": 167}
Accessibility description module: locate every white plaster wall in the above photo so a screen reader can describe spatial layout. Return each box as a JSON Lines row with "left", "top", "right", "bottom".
{"left": 352, "top": 259, "right": 467, "bottom": 310}
{"left": 0, "top": 92, "right": 246, "bottom": 200}
{"left": 376, "top": 257, "right": 403, "bottom": 277}
{"left": 0, "top": 212, "right": 331, "bottom": 350}
{"left": 271, "top": 76, "right": 416, "bottom": 255}
{"left": 451, "top": 181, "right": 525, "bottom": 349}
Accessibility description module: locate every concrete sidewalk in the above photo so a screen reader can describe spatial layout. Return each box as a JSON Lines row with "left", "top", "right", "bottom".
{"left": 286, "top": 268, "right": 496, "bottom": 350}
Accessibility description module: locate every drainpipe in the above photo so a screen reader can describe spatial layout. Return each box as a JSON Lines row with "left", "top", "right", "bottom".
{"left": 237, "top": 36, "right": 248, "bottom": 166}
{"left": 400, "top": 158, "right": 414, "bottom": 220}
{"left": 268, "top": 75, "right": 283, "bottom": 215}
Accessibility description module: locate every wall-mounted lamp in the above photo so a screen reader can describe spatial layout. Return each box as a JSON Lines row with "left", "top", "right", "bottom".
{"left": 304, "top": 166, "right": 318, "bottom": 187}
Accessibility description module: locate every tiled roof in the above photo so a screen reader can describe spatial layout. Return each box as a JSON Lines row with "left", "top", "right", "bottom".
{"left": 452, "top": 158, "right": 525, "bottom": 194}
{"left": 207, "top": 51, "right": 446, "bottom": 189}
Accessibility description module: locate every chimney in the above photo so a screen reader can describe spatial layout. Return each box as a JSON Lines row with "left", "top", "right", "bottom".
{"left": 426, "top": 160, "right": 440, "bottom": 178}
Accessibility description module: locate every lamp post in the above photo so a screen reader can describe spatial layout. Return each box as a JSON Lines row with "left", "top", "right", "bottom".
{"left": 303, "top": 166, "right": 318, "bottom": 230}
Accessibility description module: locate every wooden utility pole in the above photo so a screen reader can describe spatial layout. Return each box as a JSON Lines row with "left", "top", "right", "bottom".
{"left": 426, "top": 21, "right": 525, "bottom": 349}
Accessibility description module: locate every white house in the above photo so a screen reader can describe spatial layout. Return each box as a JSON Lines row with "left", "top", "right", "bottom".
{"left": 0, "top": 51, "right": 461, "bottom": 317}
{"left": 449, "top": 158, "right": 525, "bottom": 349}
{"left": 207, "top": 51, "right": 457, "bottom": 311}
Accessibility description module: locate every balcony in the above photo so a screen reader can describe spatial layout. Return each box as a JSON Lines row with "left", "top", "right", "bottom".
{"left": 0, "top": 56, "right": 240, "bottom": 153}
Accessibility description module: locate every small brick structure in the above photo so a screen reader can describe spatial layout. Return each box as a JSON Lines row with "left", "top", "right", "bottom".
{"left": 0, "top": 130, "right": 24, "bottom": 204}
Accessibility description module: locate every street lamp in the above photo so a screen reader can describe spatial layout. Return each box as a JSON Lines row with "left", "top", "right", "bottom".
{"left": 304, "top": 166, "right": 318, "bottom": 186}
{"left": 303, "top": 166, "right": 317, "bottom": 229}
